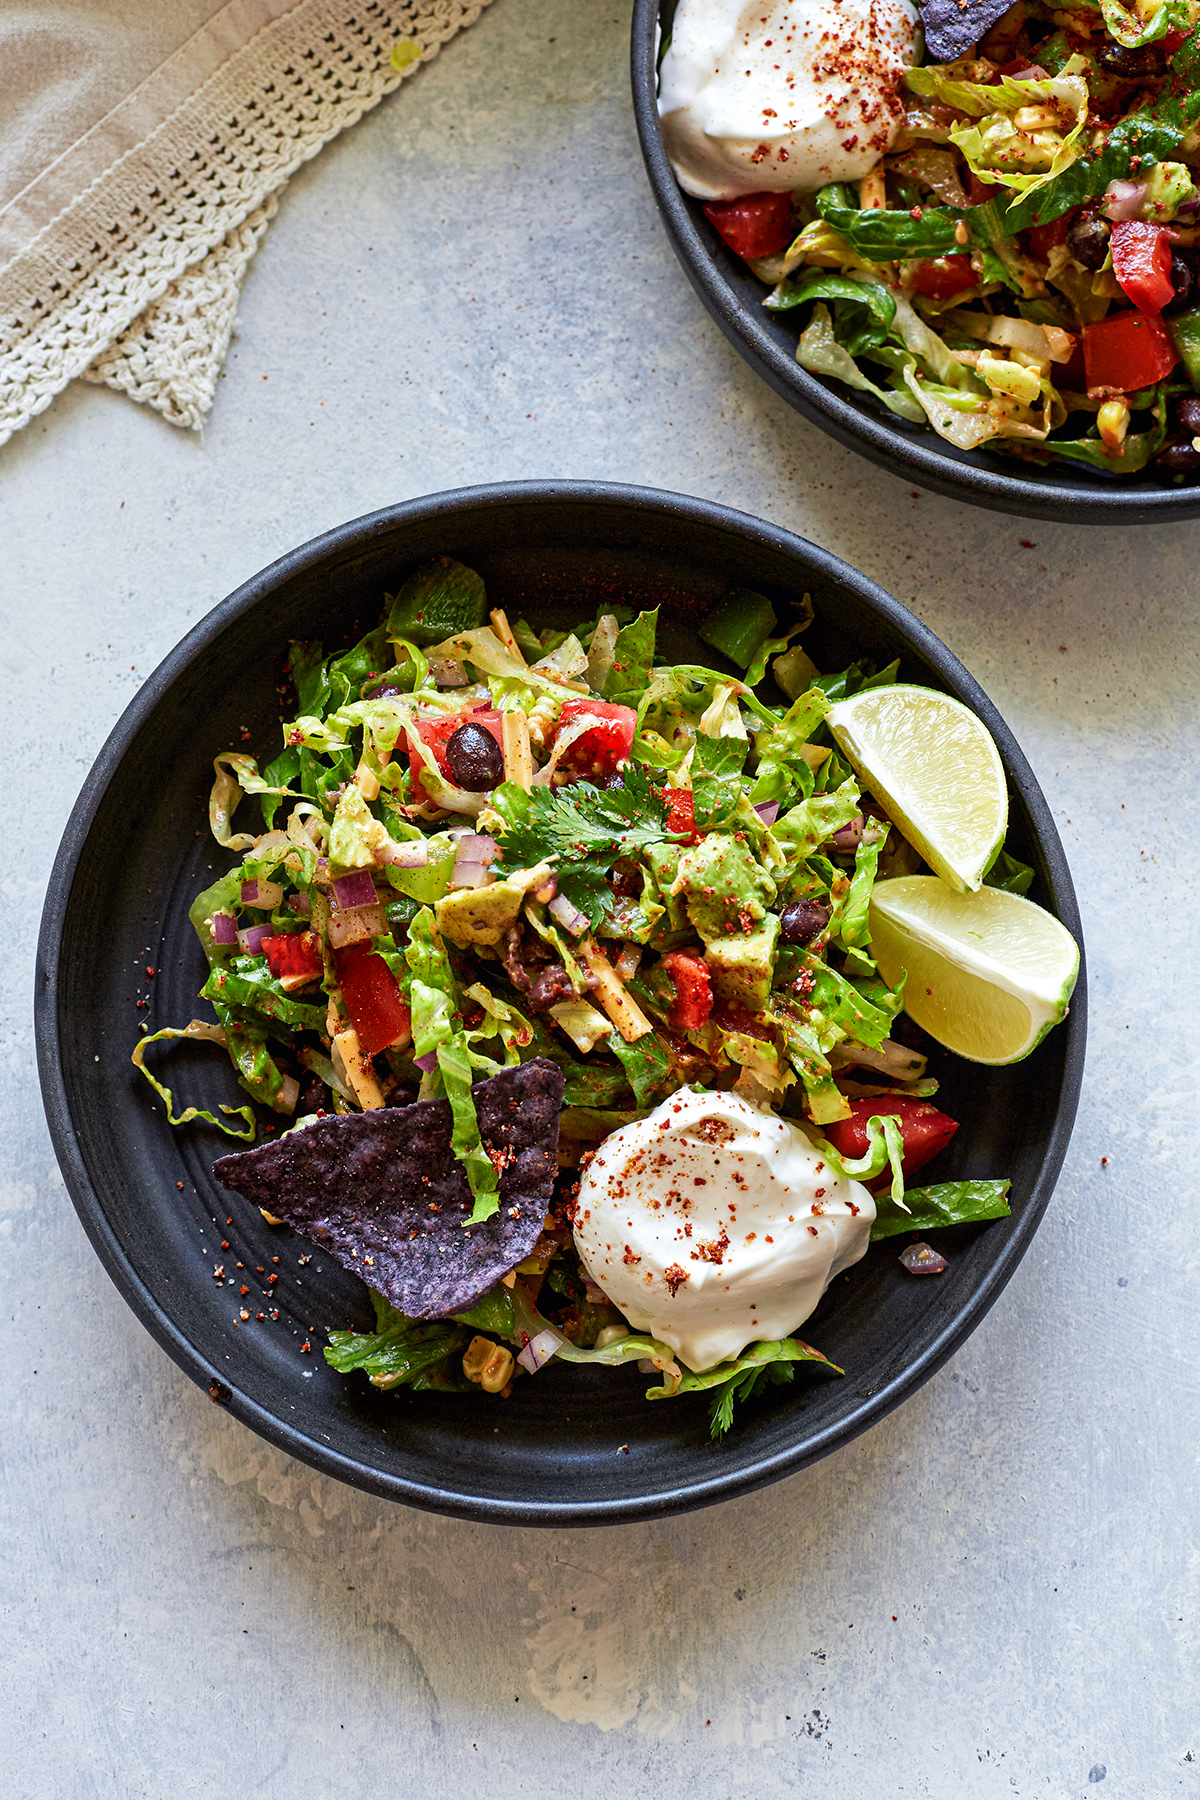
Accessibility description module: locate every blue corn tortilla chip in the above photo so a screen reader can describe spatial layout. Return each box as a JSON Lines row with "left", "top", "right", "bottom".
{"left": 919, "top": 0, "right": 1016, "bottom": 61}
{"left": 213, "top": 1058, "right": 565, "bottom": 1318}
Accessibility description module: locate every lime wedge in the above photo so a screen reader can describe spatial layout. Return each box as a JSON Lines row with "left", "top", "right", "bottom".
{"left": 869, "top": 876, "right": 1079, "bottom": 1065}
{"left": 826, "top": 685, "right": 1007, "bottom": 892}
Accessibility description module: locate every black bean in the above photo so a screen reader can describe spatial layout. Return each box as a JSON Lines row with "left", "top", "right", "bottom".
{"left": 297, "top": 1075, "right": 332, "bottom": 1114}
{"left": 1096, "top": 40, "right": 1167, "bottom": 76}
{"left": 780, "top": 899, "right": 831, "bottom": 945}
{"left": 1166, "top": 252, "right": 1194, "bottom": 312}
{"left": 1177, "top": 396, "right": 1200, "bottom": 435}
{"left": 445, "top": 720, "right": 505, "bottom": 790}
{"left": 1153, "top": 434, "right": 1200, "bottom": 486}
{"left": 1066, "top": 212, "right": 1110, "bottom": 272}
{"left": 528, "top": 964, "right": 575, "bottom": 1012}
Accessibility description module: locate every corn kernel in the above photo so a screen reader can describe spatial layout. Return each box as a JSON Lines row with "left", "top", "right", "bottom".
{"left": 1098, "top": 398, "right": 1130, "bottom": 452}
{"left": 462, "top": 1335, "right": 515, "bottom": 1393}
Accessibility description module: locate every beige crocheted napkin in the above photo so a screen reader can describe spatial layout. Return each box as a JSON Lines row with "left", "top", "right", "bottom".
{"left": 0, "top": 0, "right": 490, "bottom": 446}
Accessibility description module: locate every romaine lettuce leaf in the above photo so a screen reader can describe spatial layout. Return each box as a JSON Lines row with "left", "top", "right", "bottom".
{"left": 607, "top": 1029, "right": 675, "bottom": 1107}
{"left": 870, "top": 1179, "right": 1011, "bottom": 1239}
{"left": 131, "top": 1021, "right": 257, "bottom": 1139}
{"left": 797, "top": 306, "right": 926, "bottom": 424}
{"left": 405, "top": 907, "right": 500, "bottom": 1218}
{"left": 602, "top": 608, "right": 659, "bottom": 704}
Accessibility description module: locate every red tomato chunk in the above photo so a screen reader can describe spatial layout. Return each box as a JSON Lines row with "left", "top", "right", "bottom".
{"left": 906, "top": 255, "right": 975, "bottom": 300}
{"left": 548, "top": 699, "right": 636, "bottom": 780}
{"left": 1082, "top": 309, "right": 1179, "bottom": 396}
{"left": 334, "top": 941, "right": 411, "bottom": 1056}
{"left": 702, "top": 192, "right": 794, "bottom": 259}
{"left": 261, "top": 930, "right": 323, "bottom": 986}
{"left": 1026, "top": 213, "right": 1071, "bottom": 260}
{"left": 660, "top": 951, "right": 713, "bottom": 1032}
{"left": 408, "top": 706, "right": 503, "bottom": 802}
{"left": 823, "top": 1097, "right": 959, "bottom": 1184}
{"left": 663, "top": 788, "right": 699, "bottom": 840}
{"left": 1109, "top": 221, "right": 1175, "bottom": 315}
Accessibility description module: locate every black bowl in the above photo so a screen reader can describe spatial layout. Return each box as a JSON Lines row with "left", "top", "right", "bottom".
{"left": 36, "top": 481, "right": 1085, "bottom": 1525}
{"left": 631, "top": 0, "right": 1200, "bottom": 524}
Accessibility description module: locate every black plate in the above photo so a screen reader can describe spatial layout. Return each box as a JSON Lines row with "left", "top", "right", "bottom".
{"left": 36, "top": 481, "right": 1085, "bottom": 1525}
{"left": 631, "top": 0, "right": 1200, "bottom": 524}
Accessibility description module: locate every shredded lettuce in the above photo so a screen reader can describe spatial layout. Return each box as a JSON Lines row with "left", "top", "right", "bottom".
{"left": 871, "top": 1179, "right": 1012, "bottom": 1239}
{"left": 131, "top": 1022, "right": 257, "bottom": 1139}
{"left": 797, "top": 306, "right": 925, "bottom": 423}
{"left": 405, "top": 907, "right": 500, "bottom": 1218}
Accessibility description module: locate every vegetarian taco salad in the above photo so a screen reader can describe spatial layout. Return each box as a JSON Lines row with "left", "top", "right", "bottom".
{"left": 136, "top": 557, "right": 1078, "bottom": 1438}
{"left": 657, "top": 0, "right": 1200, "bottom": 481}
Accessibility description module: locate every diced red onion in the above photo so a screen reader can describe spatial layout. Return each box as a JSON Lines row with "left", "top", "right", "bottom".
{"left": 376, "top": 838, "right": 429, "bottom": 869}
{"left": 548, "top": 892, "right": 588, "bottom": 936}
{"left": 614, "top": 944, "right": 642, "bottom": 982}
{"left": 753, "top": 800, "right": 780, "bottom": 825}
{"left": 288, "top": 892, "right": 312, "bottom": 918}
{"left": 240, "top": 878, "right": 283, "bottom": 909}
{"left": 450, "top": 834, "right": 498, "bottom": 890}
{"left": 326, "top": 902, "right": 388, "bottom": 950}
{"left": 414, "top": 1051, "right": 438, "bottom": 1073}
{"left": 1103, "top": 178, "right": 1148, "bottom": 222}
{"left": 517, "top": 1327, "right": 564, "bottom": 1374}
{"left": 209, "top": 910, "right": 238, "bottom": 945}
{"left": 332, "top": 870, "right": 378, "bottom": 910}
{"left": 277, "top": 1074, "right": 301, "bottom": 1116}
{"left": 583, "top": 1277, "right": 609, "bottom": 1305}
{"left": 429, "top": 658, "right": 468, "bottom": 687}
{"left": 828, "top": 814, "right": 865, "bottom": 852}
{"left": 238, "top": 924, "right": 271, "bottom": 956}
{"left": 899, "top": 1242, "right": 948, "bottom": 1275}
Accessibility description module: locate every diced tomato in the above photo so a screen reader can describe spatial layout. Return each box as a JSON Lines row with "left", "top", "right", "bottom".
{"left": 710, "top": 1002, "right": 773, "bottom": 1040}
{"left": 1082, "top": 309, "right": 1179, "bottom": 396}
{"left": 547, "top": 699, "right": 636, "bottom": 781}
{"left": 334, "top": 941, "right": 411, "bottom": 1056}
{"left": 1027, "top": 212, "right": 1071, "bottom": 260}
{"left": 822, "top": 1097, "right": 958, "bottom": 1185}
{"left": 261, "top": 929, "right": 323, "bottom": 986}
{"left": 966, "top": 172, "right": 1002, "bottom": 207}
{"left": 906, "top": 255, "right": 975, "bottom": 300}
{"left": 1109, "top": 220, "right": 1175, "bottom": 314}
{"left": 660, "top": 951, "right": 713, "bottom": 1033}
{"left": 1162, "top": 26, "right": 1188, "bottom": 55}
{"left": 407, "top": 705, "right": 503, "bottom": 802}
{"left": 663, "top": 788, "right": 699, "bottom": 841}
{"left": 702, "top": 191, "right": 794, "bottom": 259}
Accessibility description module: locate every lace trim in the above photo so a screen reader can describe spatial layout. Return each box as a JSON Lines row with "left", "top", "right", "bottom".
{"left": 82, "top": 198, "right": 278, "bottom": 430}
{"left": 0, "top": 0, "right": 490, "bottom": 448}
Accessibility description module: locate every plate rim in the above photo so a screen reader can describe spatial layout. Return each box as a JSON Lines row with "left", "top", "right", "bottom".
{"left": 629, "top": 0, "right": 1200, "bottom": 526}
{"left": 35, "top": 478, "right": 1087, "bottom": 1525}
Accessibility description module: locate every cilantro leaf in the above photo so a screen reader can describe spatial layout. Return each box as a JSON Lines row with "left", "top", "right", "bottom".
{"left": 494, "top": 767, "right": 677, "bottom": 882}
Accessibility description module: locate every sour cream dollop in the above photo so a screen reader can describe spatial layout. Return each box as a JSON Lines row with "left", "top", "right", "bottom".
{"left": 573, "top": 1090, "right": 874, "bottom": 1372}
{"left": 658, "top": 0, "right": 920, "bottom": 201}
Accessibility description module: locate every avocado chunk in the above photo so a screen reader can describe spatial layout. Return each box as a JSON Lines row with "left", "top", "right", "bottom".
{"left": 670, "top": 834, "right": 777, "bottom": 942}
{"left": 434, "top": 864, "right": 551, "bottom": 949}
{"left": 704, "top": 914, "right": 781, "bottom": 1013}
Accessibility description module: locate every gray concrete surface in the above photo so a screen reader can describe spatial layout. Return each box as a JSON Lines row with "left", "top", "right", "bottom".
{"left": 4, "top": 2, "right": 1197, "bottom": 1793}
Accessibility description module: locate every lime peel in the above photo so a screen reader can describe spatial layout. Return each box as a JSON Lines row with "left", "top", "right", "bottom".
{"left": 869, "top": 876, "right": 1080, "bottom": 1065}
{"left": 826, "top": 684, "right": 1008, "bottom": 893}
